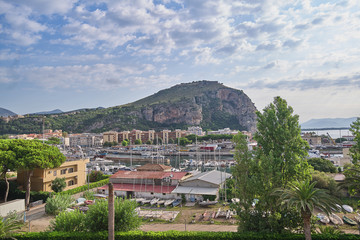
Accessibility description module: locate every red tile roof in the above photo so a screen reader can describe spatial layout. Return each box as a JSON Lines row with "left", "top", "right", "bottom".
{"left": 110, "top": 171, "right": 187, "bottom": 180}
{"left": 99, "top": 183, "right": 176, "bottom": 194}
{"left": 136, "top": 163, "right": 172, "bottom": 171}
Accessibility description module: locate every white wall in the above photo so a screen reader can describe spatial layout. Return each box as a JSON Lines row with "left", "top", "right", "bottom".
{"left": 0, "top": 199, "right": 25, "bottom": 217}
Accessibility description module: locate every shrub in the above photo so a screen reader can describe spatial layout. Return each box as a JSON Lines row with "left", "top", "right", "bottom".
{"left": 82, "top": 191, "right": 95, "bottom": 200}
{"left": 0, "top": 211, "right": 24, "bottom": 238}
{"left": 58, "top": 178, "right": 109, "bottom": 196}
{"left": 51, "top": 177, "right": 66, "bottom": 193}
{"left": 88, "top": 170, "right": 107, "bottom": 182}
{"left": 85, "top": 198, "right": 141, "bottom": 232}
{"left": 49, "top": 209, "right": 87, "bottom": 232}
{"left": 45, "top": 194, "right": 74, "bottom": 215}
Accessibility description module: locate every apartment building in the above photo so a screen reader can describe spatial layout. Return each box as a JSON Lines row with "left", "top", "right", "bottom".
{"left": 103, "top": 131, "right": 118, "bottom": 143}
{"left": 17, "top": 158, "right": 90, "bottom": 192}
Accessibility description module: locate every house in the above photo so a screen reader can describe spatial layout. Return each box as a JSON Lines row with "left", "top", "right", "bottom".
{"left": 17, "top": 158, "right": 89, "bottom": 192}
{"left": 99, "top": 165, "right": 190, "bottom": 199}
{"left": 136, "top": 163, "right": 172, "bottom": 172}
{"left": 172, "top": 170, "right": 231, "bottom": 202}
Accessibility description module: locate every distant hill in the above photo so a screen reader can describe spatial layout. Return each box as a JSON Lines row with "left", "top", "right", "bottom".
{"left": 0, "top": 107, "right": 17, "bottom": 117}
{"left": 31, "top": 109, "right": 63, "bottom": 115}
{"left": 301, "top": 117, "right": 358, "bottom": 129}
{"left": 0, "top": 81, "right": 257, "bottom": 134}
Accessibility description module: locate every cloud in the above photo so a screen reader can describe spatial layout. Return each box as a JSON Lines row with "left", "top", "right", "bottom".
{"left": 244, "top": 73, "right": 360, "bottom": 90}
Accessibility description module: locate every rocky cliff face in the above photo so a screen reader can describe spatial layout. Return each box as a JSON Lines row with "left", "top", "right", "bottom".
{"left": 136, "top": 81, "right": 257, "bottom": 132}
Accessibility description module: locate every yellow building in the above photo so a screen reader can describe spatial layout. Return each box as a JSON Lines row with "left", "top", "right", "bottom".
{"left": 17, "top": 158, "right": 89, "bottom": 192}
{"left": 103, "top": 131, "right": 119, "bottom": 143}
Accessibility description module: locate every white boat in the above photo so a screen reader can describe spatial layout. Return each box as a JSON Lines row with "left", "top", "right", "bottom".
{"left": 342, "top": 205, "right": 353, "bottom": 213}
{"left": 199, "top": 200, "right": 218, "bottom": 206}
{"left": 141, "top": 199, "right": 151, "bottom": 205}
{"left": 329, "top": 213, "right": 344, "bottom": 225}
{"left": 317, "top": 213, "right": 330, "bottom": 224}
{"left": 164, "top": 199, "right": 175, "bottom": 206}
{"left": 157, "top": 200, "right": 165, "bottom": 205}
{"left": 135, "top": 198, "right": 145, "bottom": 203}
{"left": 150, "top": 198, "right": 159, "bottom": 206}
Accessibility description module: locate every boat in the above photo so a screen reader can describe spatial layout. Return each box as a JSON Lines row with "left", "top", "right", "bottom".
{"left": 164, "top": 199, "right": 174, "bottom": 207}
{"left": 355, "top": 214, "right": 360, "bottom": 223}
{"left": 135, "top": 198, "right": 145, "bottom": 203}
{"left": 150, "top": 198, "right": 159, "bottom": 206}
{"left": 172, "top": 199, "right": 182, "bottom": 207}
{"left": 343, "top": 215, "right": 357, "bottom": 226}
{"left": 141, "top": 199, "right": 151, "bottom": 205}
{"left": 329, "top": 213, "right": 343, "bottom": 225}
{"left": 342, "top": 205, "right": 354, "bottom": 213}
{"left": 316, "top": 213, "right": 330, "bottom": 224}
{"left": 199, "top": 200, "right": 218, "bottom": 206}
{"left": 157, "top": 200, "right": 165, "bottom": 206}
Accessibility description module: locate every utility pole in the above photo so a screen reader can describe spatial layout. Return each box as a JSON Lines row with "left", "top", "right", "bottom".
{"left": 108, "top": 183, "right": 114, "bottom": 240}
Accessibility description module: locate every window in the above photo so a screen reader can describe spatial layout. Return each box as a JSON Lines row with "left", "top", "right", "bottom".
{"left": 68, "top": 180, "right": 75, "bottom": 186}
{"left": 151, "top": 192, "right": 154, "bottom": 195}
{"left": 162, "top": 193, "right": 166, "bottom": 195}
{"left": 53, "top": 170, "right": 57, "bottom": 176}
{"left": 61, "top": 169, "right": 67, "bottom": 174}
{"left": 68, "top": 168, "right": 74, "bottom": 173}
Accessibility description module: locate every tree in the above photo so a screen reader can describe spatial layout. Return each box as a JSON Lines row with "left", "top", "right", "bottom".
{"left": 88, "top": 170, "right": 106, "bottom": 182}
{"left": 11, "top": 139, "right": 66, "bottom": 209}
{"left": 145, "top": 140, "right": 152, "bottom": 145}
{"left": 232, "top": 97, "right": 311, "bottom": 233}
{"left": 349, "top": 117, "right": 360, "bottom": 164}
{"left": 307, "top": 158, "right": 337, "bottom": 173}
{"left": 121, "top": 140, "right": 128, "bottom": 147}
{"left": 274, "top": 180, "right": 341, "bottom": 240}
{"left": 134, "top": 139, "right": 142, "bottom": 145}
{"left": 0, "top": 140, "right": 17, "bottom": 202}
{"left": 51, "top": 177, "right": 66, "bottom": 193}
{"left": 178, "top": 137, "right": 191, "bottom": 146}
{"left": 47, "top": 137, "right": 61, "bottom": 145}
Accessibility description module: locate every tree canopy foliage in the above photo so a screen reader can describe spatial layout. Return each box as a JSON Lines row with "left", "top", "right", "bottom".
{"left": 307, "top": 158, "right": 337, "bottom": 173}
{"left": 349, "top": 118, "right": 360, "bottom": 165}
{"left": 232, "top": 96, "right": 311, "bottom": 233}
{"left": 51, "top": 177, "right": 66, "bottom": 193}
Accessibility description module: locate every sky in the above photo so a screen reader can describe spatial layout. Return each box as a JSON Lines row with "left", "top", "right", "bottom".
{"left": 0, "top": 0, "right": 359, "bottom": 123}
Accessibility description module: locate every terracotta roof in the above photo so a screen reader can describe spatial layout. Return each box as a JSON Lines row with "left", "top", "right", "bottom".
{"left": 99, "top": 183, "right": 176, "bottom": 194}
{"left": 110, "top": 170, "right": 187, "bottom": 180}
{"left": 136, "top": 163, "right": 172, "bottom": 171}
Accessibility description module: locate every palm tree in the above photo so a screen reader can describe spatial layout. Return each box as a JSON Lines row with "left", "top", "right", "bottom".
{"left": 340, "top": 166, "right": 360, "bottom": 193}
{"left": 274, "top": 180, "right": 341, "bottom": 240}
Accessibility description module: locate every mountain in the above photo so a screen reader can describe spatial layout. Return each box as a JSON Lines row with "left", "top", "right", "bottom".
{"left": 0, "top": 81, "right": 257, "bottom": 134}
{"left": 30, "top": 109, "right": 63, "bottom": 115}
{"left": 300, "top": 117, "right": 358, "bottom": 129}
{"left": 0, "top": 107, "right": 17, "bottom": 117}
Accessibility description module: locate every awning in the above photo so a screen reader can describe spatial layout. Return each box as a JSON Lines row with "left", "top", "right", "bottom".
{"left": 171, "top": 186, "right": 218, "bottom": 195}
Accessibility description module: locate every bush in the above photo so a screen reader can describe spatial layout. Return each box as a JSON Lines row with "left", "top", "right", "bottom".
{"left": 51, "top": 177, "right": 66, "bottom": 193}
{"left": 7, "top": 231, "right": 360, "bottom": 240}
{"left": 308, "top": 158, "right": 337, "bottom": 173}
{"left": 45, "top": 194, "right": 74, "bottom": 215}
{"left": 86, "top": 198, "right": 141, "bottom": 232}
{"left": 82, "top": 191, "right": 95, "bottom": 200}
{"left": 58, "top": 178, "right": 109, "bottom": 196}
{"left": 88, "top": 170, "right": 108, "bottom": 182}
{"left": 49, "top": 209, "right": 87, "bottom": 232}
{"left": 0, "top": 211, "right": 24, "bottom": 238}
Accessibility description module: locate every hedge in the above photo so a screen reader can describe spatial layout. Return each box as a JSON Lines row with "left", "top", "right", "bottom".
{"left": 0, "top": 178, "right": 109, "bottom": 203}
{"left": 6, "top": 231, "right": 360, "bottom": 240}
{"left": 57, "top": 178, "right": 109, "bottom": 196}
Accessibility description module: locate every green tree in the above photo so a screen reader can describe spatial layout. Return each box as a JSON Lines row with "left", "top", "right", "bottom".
{"left": 0, "top": 140, "right": 17, "bottom": 202}
{"left": 178, "top": 137, "right": 191, "bottom": 146}
{"left": 341, "top": 166, "right": 360, "bottom": 195}
{"left": 51, "top": 177, "right": 66, "bottom": 193}
{"left": 274, "top": 180, "right": 341, "bottom": 240}
{"left": 232, "top": 97, "right": 311, "bottom": 233}
{"left": 145, "top": 140, "right": 152, "bottom": 145}
{"left": 349, "top": 117, "right": 360, "bottom": 164}
{"left": 85, "top": 199, "right": 141, "bottom": 232}
{"left": 11, "top": 139, "right": 66, "bottom": 209}
{"left": 47, "top": 137, "right": 61, "bottom": 145}
{"left": 134, "top": 139, "right": 142, "bottom": 145}
{"left": 307, "top": 158, "right": 337, "bottom": 173}
{"left": 88, "top": 170, "right": 106, "bottom": 182}
{"left": 121, "top": 140, "right": 128, "bottom": 147}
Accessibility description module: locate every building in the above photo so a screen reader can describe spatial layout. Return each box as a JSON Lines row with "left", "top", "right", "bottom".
{"left": 103, "top": 131, "right": 118, "bottom": 143}
{"left": 67, "top": 134, "right": 101, "bottom": 147}
{"left": 17, "top": 158, "right": 89, "bottom": 192}
{"left": 302, "top": 133, "right": 322, "bottom": 146}
{"left": 99, "top": 164, "right": 190, "bottom": 199}
{"left": 187, "top": 126, "right": 204, "bottom": 136}
{"left": 172, "top": 170, "right": 231, "bottom": 202}
{"left": 208, "top": 128, "right": 239, "bottom": 135}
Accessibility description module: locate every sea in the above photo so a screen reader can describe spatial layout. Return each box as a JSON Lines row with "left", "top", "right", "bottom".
{"left": 301, "top": 129, "right": 353, "bottom": 139}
